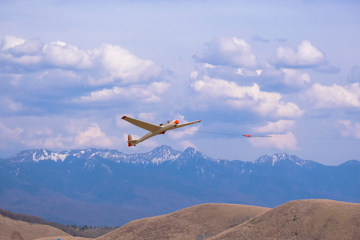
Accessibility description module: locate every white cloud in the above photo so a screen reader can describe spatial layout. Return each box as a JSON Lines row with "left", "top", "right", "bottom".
{"left": 8, "top": 38, "right": 43, "bottom": 56}
{"left": 0, "top": 36, "right": 164, "bottom": 86}
{"left": 338, "top": 120, "right": 360, "bottom": 139}
{"left": 271, "top": 40, "right": 325, "bottom": 68}
{"left": 75, "top": 82, "right": 170, "bottom": 103}
{"left": 36, "top": 69, "right": 82, "bottom": 86}
{"left": 248, "top": 65, "right": 311, "bottom": 92}
{"left": 193, "top": 37, "right": 257, "bottom": 68}
{"left": 190, "top": 71, "right": 199, "bottom": 79}
{"left": 0, "top": 120, "right": 23, "bottom": 141}
{"left": 179, "top": 140, "right": 198, "bottom": 150}
{"left": 168, "top": 125, "right": 199, "bottom": 139}
{"left": 282, "top": 68, "right": 311, "bottom": 85}
{"left": 75, "top": 88, "right": 119, "bottom": 102}
{"left": 304, "top": 83, "right": 360, "bottom": 109}
{"left": 1, "top": 38, "right": 92, "bottom": 69}
{"left": 236, "top": 68, "right": 262, "bottom": 77}
{"left": 190, "top": 64, "right": 263, "bottom": 87}
{"left": 2, "top": 73, "right": 22, "bottom": 87}
{"left": 21, "top": 122, "right": 122, "bottom": 149}
{"left": 23, "top": 135, "right": 72, "bottom": 149}
{"left": 249, "top": 132, "right": 298, "bottom": 150}
{"left": 36, "top": 128, "right": 52, "bottom": 136}
{"left": 1, "top": 35, "right": 26, "bottom": 51}
{"left": 0, "top": 51, "right": 42, "bottom": 65}
{"left": 43, "top": 41, "right": 93, "bottom": 69}
{"left": 0, "top": 97, "right": 22, "bottom": 112}
{"left": 74, "top": 123, "right": 120, "bottom": 148}
{"left": 92, "top": 44, "right": 163, "bottom": 84}
{"left": 192, "top": 76, "right": 303, "bottom": 118}
{"left": 0, "top": 117, "right": 125, "bottom": 150}
{"left": 253, "top": 120, "right": 295, "bottom": 133}
{"left": 203, "top": 63, "right": 216, "bottom": 68}
{"left": 138, "top": 112, "right": 156, "bottom": 121}
{"left": 147, "top": 81, "right": 170, "bottom": 95}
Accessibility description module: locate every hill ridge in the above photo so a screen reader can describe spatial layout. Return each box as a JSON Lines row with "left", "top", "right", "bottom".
{"left": 209, "top": 199, "right": 360, "bottom": 240}
{"left": 94, "top": 199, "right": 360, "bottom": 240}
{"left": 96, "top": 203, "right": 270, "bottom": 240}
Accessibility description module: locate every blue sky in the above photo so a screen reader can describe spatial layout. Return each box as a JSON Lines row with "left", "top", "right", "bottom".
{"left": 0, "top": 0, "right": 359, "bottom": 165}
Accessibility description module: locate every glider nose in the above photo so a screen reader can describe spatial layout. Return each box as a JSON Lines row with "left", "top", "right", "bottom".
{"left": 174, "top": 120, "right": 179, "bottom": 124}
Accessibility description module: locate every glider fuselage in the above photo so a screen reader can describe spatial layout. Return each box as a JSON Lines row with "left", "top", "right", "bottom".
{"left": 135, "top": 120, "right": 178, "bottom": 145}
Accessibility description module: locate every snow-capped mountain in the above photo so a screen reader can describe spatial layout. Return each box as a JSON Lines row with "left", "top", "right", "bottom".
{"left": 5, "top": 145, "right": 229, "bottom": 166}
{"left": 254, "top": 153, "right": 318, "bottom": 168}
{"left": 5, "top": 145, "right": 313, "bottom": 167}
{"left": 7, "top": 149, "right": 69, "bottom": 162}
{"left": 0, "top": 145, "right": 359, "bottom": 227}
{"left": 6, "top": 146, "right": 182, "bottom": 165}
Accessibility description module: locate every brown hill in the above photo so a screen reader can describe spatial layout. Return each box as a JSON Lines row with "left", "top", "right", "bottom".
{"left": 0, "top": 214, "right": 70, "bottom": 240}
{"left": 209, "top": 199, "right": 360, "bottom": 240}
{"left": 96, "top": 203, "right": 270, "bottom": 240}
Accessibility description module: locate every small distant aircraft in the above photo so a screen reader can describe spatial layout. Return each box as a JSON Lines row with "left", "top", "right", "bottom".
{"left": 243, "top": 135, "right": 271, "bottom": 137}
{"left": 122, "top": 116, "right": 202, "bottom": 147}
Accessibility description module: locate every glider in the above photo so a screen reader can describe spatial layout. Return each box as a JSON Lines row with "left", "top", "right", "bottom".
{"left": 243, "top": 135, "right": 271, "bottom": 137}
{"left": 122, "top": 116, "right": 202, "bottom": 147}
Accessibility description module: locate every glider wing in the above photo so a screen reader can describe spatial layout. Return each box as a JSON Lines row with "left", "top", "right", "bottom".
{"left": 168, "top": 120, "right": 202, "bottom": 130}
{"left": 122, "top": 116, "right": 162, "bottom": 132}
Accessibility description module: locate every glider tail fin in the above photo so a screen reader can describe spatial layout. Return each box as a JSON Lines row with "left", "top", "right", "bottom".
{"left": 127, "top": 134, "right": 137, "bottom": 147}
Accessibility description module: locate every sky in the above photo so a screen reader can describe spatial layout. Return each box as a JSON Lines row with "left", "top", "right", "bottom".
{"left": 0, "top": 0, "right": 359, "bottom": 165}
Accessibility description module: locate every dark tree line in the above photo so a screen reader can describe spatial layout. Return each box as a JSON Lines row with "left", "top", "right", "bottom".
{"left": 0, "top": 208, "right": 118, "bottom": 238}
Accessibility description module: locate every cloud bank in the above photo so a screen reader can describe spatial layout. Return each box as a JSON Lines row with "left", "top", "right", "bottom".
{"left": 271, "top": 40, "right": 325, "bottom": 68}
{"left": 0, "top": 35, "right": 164, "bottom": 85}
{"left": 191, "top": 76, "right": 303, "bottom": 118}
{"left": 193, "top": 37, "right": 257, "bottom": 68}
{"left": 304, "top": 83, "right": 360, "bottom": 109}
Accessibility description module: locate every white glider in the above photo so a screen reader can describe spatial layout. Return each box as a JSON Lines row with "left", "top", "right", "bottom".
{"left": 122, "top": 116, "right": 201, "bottom": 147}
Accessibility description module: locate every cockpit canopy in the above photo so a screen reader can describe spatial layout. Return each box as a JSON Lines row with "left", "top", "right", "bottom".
{"left": 159, "top": 120, "right": 171, "bottom": 126}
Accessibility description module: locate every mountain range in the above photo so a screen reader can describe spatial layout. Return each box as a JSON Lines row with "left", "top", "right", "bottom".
{"left": 0, "top": 145, "right": 359, "bottom": 226}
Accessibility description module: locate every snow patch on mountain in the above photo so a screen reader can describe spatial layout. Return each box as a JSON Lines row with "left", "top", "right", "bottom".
{"left": 254, "top": 153, "right": 313, "bottom": 167}
{"left": 32, "top": 151, "right": 69, "bottom": 162}
{"left": 7, "top": 149, "right": 69, "bottom": 162}
{"left": 102, "top": 164, "right": 112, "bottom": 174}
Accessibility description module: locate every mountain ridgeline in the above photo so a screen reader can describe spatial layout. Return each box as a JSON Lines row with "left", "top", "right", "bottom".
{"left": 0, "top": 145, "right": 359, "bottom": 226}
